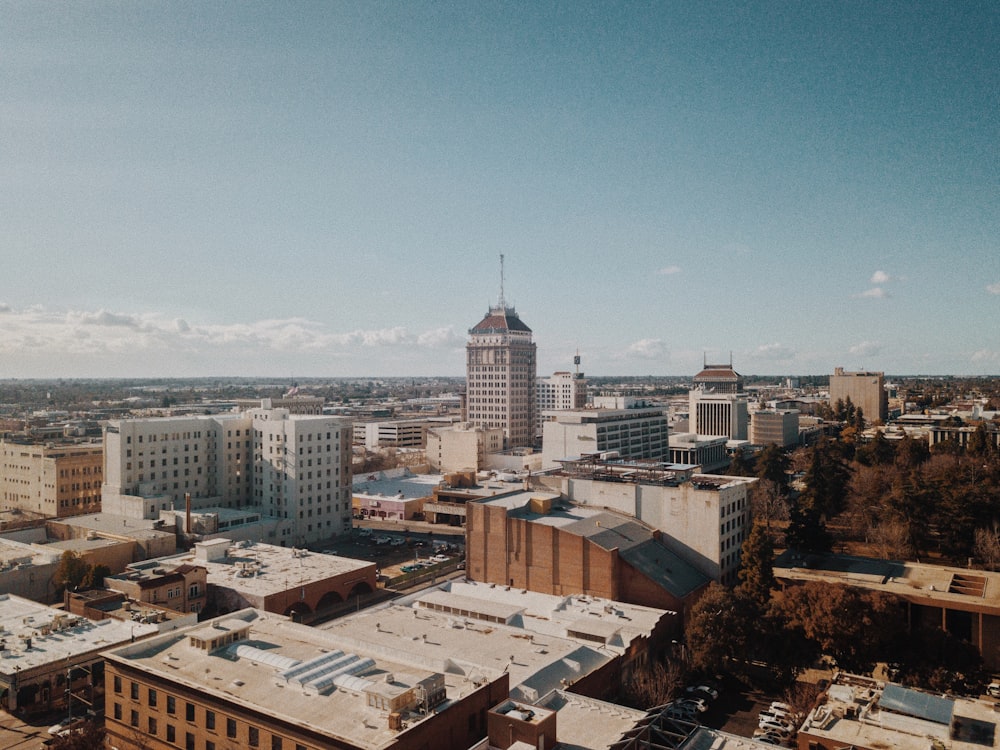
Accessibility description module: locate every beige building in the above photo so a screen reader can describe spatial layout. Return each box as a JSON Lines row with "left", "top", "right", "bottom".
{"left": 0, "top": 438, "right": 102, "bottom": 518}
{"left": 551, "top": 457, "right": 756, "bottom": 586}
{"left": 535, "top": 367, "right": 587, "bottom": 436}
{"left": 465, "top": 301, "right": 537, "bottom": 450}
{"left": 540, "top": 404, "right": 670, "bottom": 469}
{"left": 830, "top": 366, "right": 888, "bottom": 423}
{"left": 425, "top": 422, "right": 503, "bottom": 473}
{"left": 750, "top": 409, "right": 800, "bottom": 447}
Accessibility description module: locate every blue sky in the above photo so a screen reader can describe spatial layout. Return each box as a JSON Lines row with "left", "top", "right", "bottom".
{"left": 1, "top": 1, "right": 997, "bottom": 378}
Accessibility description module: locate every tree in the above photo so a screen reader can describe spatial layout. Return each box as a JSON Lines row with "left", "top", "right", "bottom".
{"left": 621, "top": 659, "right": 686, "bottom": 710}
{"left": 755, "top": 444, "right": 790, "bottom": 489}
{"left": 774, "top": 581, "right": 906, "bottom": 674}
{"left": 975, "top": 525, "right": 1000, "bottom": 570}
{"left": 784, "top": 500, "right": 832, "bottom": 555}
{"left": 737, "top": 523, "right": 775, "bottom": 610}
{"left": 53, "top": 551, "right": 90, "bottom": 595}
{"left": 685, "top": 583, "right": 755, "bottom": 677}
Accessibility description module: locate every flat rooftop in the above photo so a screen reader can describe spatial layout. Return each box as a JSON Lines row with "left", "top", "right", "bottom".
{"left": 320, "top": 580, "right": 669, "bottom": 703}
{"left": 0, "top": 595, "right": 158, "bottom": 676}
{"left": 801, "top": 673, "right": 1000, "bottom": 750}
{"left": 139, "top": 541, "right": 374, "bottom": 598}
{"left": 533, "top": 690, "right": 646, "bottom": 750}
{"left": 105, "top": 609, "right": 488, "bottom": 749}
{"left": 352, "top": 472, "right": 443, "bottom": 500}
{"left": 774, "top": 550, "right": 1000, "bottom": 614}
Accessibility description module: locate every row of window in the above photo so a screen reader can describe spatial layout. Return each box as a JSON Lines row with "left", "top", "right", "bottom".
{"left": 113, "top": 680, "right": 308, "bottom": 750}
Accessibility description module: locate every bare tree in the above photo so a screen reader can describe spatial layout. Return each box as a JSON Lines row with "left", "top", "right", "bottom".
{"left": 869, "top": 519, "right": 913, "bottom": 560}
{"left": 974, "top": 526, "right": 1000, "bottom": 570}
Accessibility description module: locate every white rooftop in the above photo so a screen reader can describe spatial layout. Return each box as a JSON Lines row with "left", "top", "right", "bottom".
{"left": 0, "top": 595, "right": 157, "bottom": 676}
{"left": 153, "top": 540, "right": 373, "bottom": 598}
{"left": 352, "top": 470, "right": 443, "bottom": 500}
{"left": 320, "top": 580, "right": 668, "bottom": 703}
{"left": 104, "top": 609, "right": 480, "bottom": 749}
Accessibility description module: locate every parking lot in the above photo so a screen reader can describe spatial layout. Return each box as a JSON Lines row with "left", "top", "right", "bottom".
{"left": 312, "top": 525, "right": 465, "bottom": 579}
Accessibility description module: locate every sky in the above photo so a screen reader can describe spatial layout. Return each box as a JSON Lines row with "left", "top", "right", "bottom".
{"left": 1, "top": 1, "right": 998, "bottom": 379}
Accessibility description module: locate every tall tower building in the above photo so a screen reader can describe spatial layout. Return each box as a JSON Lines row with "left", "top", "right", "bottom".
{"left": 465, "top": 258, "right": 537, "bottom": 449}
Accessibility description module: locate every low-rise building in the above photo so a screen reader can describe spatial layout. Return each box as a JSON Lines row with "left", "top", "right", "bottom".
{"left": 425, "top": 422, "right": 504, "bottom": 473}
{"left": 0, "top": 594, "right": 158, "bottom": 718}
{"left": 465, "top": 492, "right": 709, "bottom": 627}
{"left": 541, "top": 404, "right": 670, "bottom": 469}
{"left": 774, "top": 551, "right": 1000, "bottom": 670}
{"left": 103, "top": 608, "right": 510, "bottom": 750}
{"left": 119, "top": 539, "right": 378, "bottom": 621}
{"left": 799, "top": 672, "right": 1000, "bottom": 750}
{"left": 106, "top": 563, "right": 208, "bottom": 615}
{"left": 750, "top": 409, "right": 800, "bottom": 447}
{"left": 667, "top": 433, "right": 729, "bottom": 472}
{"left": 353, "top": 419, "right": 434, "bottom": 450}
{"left": 351, "top": 468, "right": 439, "bottom": 521}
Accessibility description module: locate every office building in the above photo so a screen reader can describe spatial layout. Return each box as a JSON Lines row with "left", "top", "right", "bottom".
{"left": 693, "top": 359, "right": 744, "bottom": 394}
{"left": 688, "top": 390, "right": 749, "bottom": 440}
{"left": 540, "top": 403, "right": 669, "bottom": 469}
{"left": 0, "top": 438, "right": 103, "bottom": 518}
{"left": 426, "top": 422, "right": 504, "bottom": 473}
{"left": 750, "top": 409, "right": 800, "bottom": 447}
{"left": 465, "top": 297, "right": 537, "bottom": 450}
{"left": 830, "top": 367, "right": 889, "bottom": 424}
{"left": 536, "top": 363, "right": 587, "bottom": 436}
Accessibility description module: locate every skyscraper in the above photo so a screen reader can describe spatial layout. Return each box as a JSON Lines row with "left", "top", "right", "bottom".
{"left": 465, "top": 260, "right": 537, "bottom": 449}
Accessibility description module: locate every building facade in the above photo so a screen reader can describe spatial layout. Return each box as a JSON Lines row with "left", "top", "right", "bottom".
{"left": 0, "top": 438, "right": 103, "bottom": 518}
{"left": 535, "top": 369, "right": 587, "bottom": 436}
{"left": 102, "top": 406, "right": 352, "bottom": 547}
{"left": 465, "top": 303, "right": 537, "bottom": 450}
{"left": 425, "top": 423, "right": 504, "bottom": 473}
{"left": 540, "top": 405, "right": 669, "bottom": 469}
{"left": 829, "top": 367, "right": 888, "bottom": 424}
{"left": 688, "top": 390, "right": 749, "bottom": 440}
{"left": 750, "top": 409, "right": 800, "bottom": 447}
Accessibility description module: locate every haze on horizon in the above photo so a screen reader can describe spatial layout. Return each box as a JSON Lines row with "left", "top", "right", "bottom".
{"left": 1, "top": 2, "right": 998, "bottom": 379}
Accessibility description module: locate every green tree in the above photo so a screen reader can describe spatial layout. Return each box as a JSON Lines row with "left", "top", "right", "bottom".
{"left": 755, "top": 444, "right": 790, "bottom": 489}
{"left": 784, "top": 500, "right": 832, "bottom": 554}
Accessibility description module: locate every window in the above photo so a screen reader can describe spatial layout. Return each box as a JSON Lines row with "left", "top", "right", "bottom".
{"left": 271, "top": 738, "right": 282, "bottom": 750}
{"left": 167, "top": 725, "right": 176, "bottom": 743}
{"left": 249, "top": 727, "right": 259, "bottom": 747}
{"left": 206, "top": 710, "right": 215, "bottom": 731}
{"left": 186, "top": 732, "right": 195, "bottom": 750}
{"left": 113, "top": 703, "right": 122, "bottom": 720}
{"left": 113, "top": 675, "right": 122, "bottom": 694}
{"left": 226, "top": 718, "right": 237, "bottom": 739}
{"left": 131, "top": 710, "right": 139, "bottom": 728}
{"left": 149, "top": 717, "right": 158, "bottom": 735}
{"left": 148, "top": 688, "right": 157, "bottom": 707}
{"left": 167, "top": 695, "right": 176, "bottom": 714}
{"left": 206, "top": 742, "right": 215, "bottom": 750}
{"left": 186, "top": 702, "right": 195, "bottom": 721}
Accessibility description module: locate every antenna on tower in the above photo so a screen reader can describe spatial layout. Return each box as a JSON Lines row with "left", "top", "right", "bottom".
{"left": 498, "top": 253, "right": 506, "bottom": 309}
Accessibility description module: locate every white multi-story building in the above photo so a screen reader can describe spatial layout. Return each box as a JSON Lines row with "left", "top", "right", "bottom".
{"left": 536, "top": 368, "right": 587, "bottom": 436}
{"left": 465, "top": 301, "right": 537, "bottom": 450}
{"left": 688, "top": 390, "right": 749, "bottom": 440}
{"left": 102, "top": 404, "right": 351, "bottom": 546}
{"left": 555, "top": 457, "right": 755, "bottom": 585}
{"left": 425, "top": 422, "right": 504, "bottom": 473}
{"left": 540, "top": 404, "right": 669, "bottom": 469}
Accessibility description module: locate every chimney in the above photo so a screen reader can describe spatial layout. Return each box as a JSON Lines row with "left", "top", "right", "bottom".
{"left": 185, "top": 493, "right": 192, "bottom": 533}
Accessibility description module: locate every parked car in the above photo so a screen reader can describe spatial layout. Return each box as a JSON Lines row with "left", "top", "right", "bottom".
{"left": 769, "top": 702, "right": 793, "bottom": 713}
{"left": 374, "top": 536, "right": 392, "bottom": 545}
{"left": 357, "top": 528, "right": 373, "bottom": 537}
{"left": 390, "top": 537, "right": 406, "bottom": 546}
{"left": 686, "top": 684, "right": 719, "bottom": 700}
{"left": 988, "top": 682, "right": 1000, "bottom": 698}
{"left": 758, "top": 719, "right": 792, "bottom": 736}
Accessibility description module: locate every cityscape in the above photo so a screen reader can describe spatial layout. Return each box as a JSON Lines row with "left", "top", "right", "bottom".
{"left": 2, "top": 4, "right": 999, "bottom": 750}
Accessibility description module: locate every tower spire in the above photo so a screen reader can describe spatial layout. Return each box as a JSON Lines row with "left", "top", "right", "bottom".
{"left": 498, "top": 253, "right": 506, "bottom": 309}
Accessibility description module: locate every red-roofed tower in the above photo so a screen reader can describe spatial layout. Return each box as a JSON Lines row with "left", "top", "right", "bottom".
{"left": 465, "top": 256, "right": 537, "bottom": 449}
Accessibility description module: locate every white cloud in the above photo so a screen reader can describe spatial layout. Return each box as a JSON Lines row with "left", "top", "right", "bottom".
{"left": 857, "top": 287, "right": 888, "bottom": 299}
{"left": 175, "top": 318, "right": 191, "bottom": 333}
{"left": 623, "top": 338, "right": 667, "bottom": 360}
{"left": 656, "top": 265, "right": 682, "bottom": 276}
{"left": 0, "top": 303, "right": 11, "bottom": 313}
{"left": 850, "top": 340, "right": 882, "bottom": 357}
{"left": 971, "top": 349, "right": 1000, "bottom": 363}
{"left": 754, "top": 343, "right": 795, "bottom": 360}
{"left": 987, "top": 282, "right": 1000, "bottom": 295}
{"left": 417, "top": 326, "right": 465, "bottom": 348}
{"left": 870, "top": 270, "right": 891, "bottom": 284}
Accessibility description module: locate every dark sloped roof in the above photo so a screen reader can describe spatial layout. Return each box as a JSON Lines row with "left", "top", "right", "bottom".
{"left": 469, "top": 305, "right": 532, "bottom": 333}
{"left": 561, "top": 513, "right": 651, "bottom": 553}
{"left": 621, "top": 540, "right": 711, "bottom": 599}
{"left": 693, "top": 366, "right": 741, "bottom": 381}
